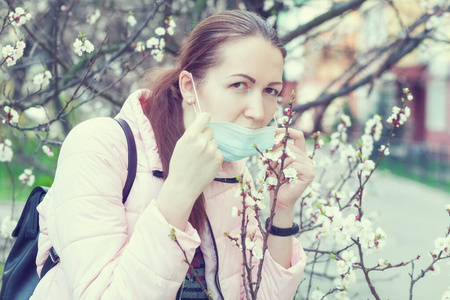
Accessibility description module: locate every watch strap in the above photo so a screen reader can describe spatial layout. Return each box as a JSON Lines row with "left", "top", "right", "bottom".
{"left": 265, "top": 217, "right": 299, "bottom": 236}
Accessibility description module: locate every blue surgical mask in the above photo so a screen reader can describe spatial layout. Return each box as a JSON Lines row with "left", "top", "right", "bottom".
{"left": 189, "top": 73, "right": 277, "bottom": 161}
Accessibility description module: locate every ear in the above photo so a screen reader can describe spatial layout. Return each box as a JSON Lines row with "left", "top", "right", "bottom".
{"left": 179, "top": 70, "right": 196, "bottom": 105}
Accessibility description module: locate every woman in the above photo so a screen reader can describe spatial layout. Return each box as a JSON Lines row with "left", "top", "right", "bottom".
{"left": 32, "top": 10, "right": 314, "bottom": 300}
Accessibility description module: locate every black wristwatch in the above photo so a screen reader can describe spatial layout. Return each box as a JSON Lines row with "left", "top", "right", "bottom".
{"left": 265, "top": 218, "right": 299, "bottom": 236}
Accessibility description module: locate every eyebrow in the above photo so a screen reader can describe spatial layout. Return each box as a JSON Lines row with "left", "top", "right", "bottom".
{"left": 229, "top": 74, "right": 283, "bottom": 87}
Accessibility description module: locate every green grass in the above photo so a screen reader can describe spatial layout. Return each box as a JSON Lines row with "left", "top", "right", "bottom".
{"left": 0, "top": 261, "right": 4, "bottom": 290}
{"left": 0, "top": 136, "right": 58, "bottom": 202}
{"left": 377, "top": 158, "right": 450, "bottom": 194}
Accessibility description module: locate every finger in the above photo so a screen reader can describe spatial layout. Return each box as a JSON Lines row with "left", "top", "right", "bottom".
{"left": 204, "top": 126, "right": 214, "bottom": 141}
{"left": 187, "top": 112, "right": 211, "bottom": 134}
{"left": 288, "top": 129, "right": 306, "bottom": 152}
{"left": 285, "top": 141, "right": 308, "bottom": 157}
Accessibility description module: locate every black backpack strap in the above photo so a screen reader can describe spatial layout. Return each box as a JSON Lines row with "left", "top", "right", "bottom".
{"left": 41, "top": 118, "right": 138, "bottom": 278}
{"left": 115, "top": 118, "right": 138, "bottom": 203}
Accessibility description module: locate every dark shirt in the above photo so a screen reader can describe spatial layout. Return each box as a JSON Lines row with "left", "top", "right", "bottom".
{"left": 178, "top": 246, "right": 208, "bottom": 299}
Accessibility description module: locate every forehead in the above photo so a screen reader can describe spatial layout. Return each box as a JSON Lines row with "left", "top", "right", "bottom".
{"left": 209, "top": 37, "right": 284, "bottom": 81}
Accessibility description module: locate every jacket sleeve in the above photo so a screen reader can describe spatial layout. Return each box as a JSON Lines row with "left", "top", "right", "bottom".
{"left": 45, "top": 118, "right": 200, "bottom": 299}
{"left": 238, "top": 197, "right": 307, "bottom": 299}
{"left": 250, "top": 236, "right": 307, "bottom": 299}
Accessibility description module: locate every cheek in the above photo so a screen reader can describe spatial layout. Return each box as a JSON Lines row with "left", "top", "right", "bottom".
{"left": 264, "top": 101, "right": 277, "bottom": 123}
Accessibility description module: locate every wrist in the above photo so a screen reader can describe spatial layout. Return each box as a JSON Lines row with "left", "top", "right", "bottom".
{"left": 265, "top": 217, "right": 299, "bottom": 237}
{"left": 271, "top": 206, "right": 295, "bottom": 227}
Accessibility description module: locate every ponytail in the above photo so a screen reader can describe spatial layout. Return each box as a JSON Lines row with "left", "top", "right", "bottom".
{"left": 142, "top": 68, "right": 206, "bottom": 232}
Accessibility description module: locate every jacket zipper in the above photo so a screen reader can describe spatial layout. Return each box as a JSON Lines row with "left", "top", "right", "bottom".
{"left": 206, "top": 217, "right": 225, "bottom": 300}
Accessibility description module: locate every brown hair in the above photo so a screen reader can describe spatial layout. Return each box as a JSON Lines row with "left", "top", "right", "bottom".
{"left": 141, "top": 10, "right": 286, "bottom": 231}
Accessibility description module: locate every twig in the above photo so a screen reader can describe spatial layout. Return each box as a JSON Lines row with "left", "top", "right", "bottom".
{"left": 353, "top": 238, "right": 380, "bottom": 300}
{"left": 306, "top": 241, "right": 321, "bottom": 300}
{"left": 169, "top": 228, "right": 213, "bottom": 300}
{"left": 5, "top": 162, "right": 16, "bottom": 218}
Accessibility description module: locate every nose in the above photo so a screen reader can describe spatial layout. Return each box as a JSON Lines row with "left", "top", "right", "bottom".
{"left": 243, "top": 91, "right": 265, "bottom": 123}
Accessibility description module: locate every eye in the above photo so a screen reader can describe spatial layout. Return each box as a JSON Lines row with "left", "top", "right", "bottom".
{"left": 265, "top": 87, "right": 279, "bottom": 96}
{"left": 231, "top": 82, "right": 247, "bottom": 89}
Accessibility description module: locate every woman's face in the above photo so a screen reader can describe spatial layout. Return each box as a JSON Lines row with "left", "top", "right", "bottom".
{"left": 183, "top": 36, "right": 284, "bottom": 129}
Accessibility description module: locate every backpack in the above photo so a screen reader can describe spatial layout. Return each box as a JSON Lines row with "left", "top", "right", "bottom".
{"left": 0, "top": 118, "right": 137, "bottom": 300}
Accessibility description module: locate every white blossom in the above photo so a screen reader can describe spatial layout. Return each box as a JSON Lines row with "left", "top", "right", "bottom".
{"left": 387, "top": 105, "right": 410, "bottom": 127}
{"left": 334, "top": 291, "right": 349, "bottom": 300}
{"left": 442, "top": 288, "right": 450, "bottom": 300}
{"left": 168, "top": 18, "right": 176, "bottom": 29}
{"left": 245, "top": 237, "right": 255, "bottom": 250}
{"left": 33, "top": 70, "right": 52, "bottom": 87}
{"left": 342, "top": 250, "right": 357, "bottom": 267}
{"left": 279, "top": 116, "right": 289, "bottom": 126}
{"left": 18, "top": 168, "right": 35, "bottom": 186}
{"left": 9, "top": 7, "right": 32, "bottom": 27}
{"left": 2, "top": 39, "right": 26, "bottom": 66}
{"left": 1, "top": 217, "right": 17, "bottom": 239}
{"left": 151, "top": 49, "right": 164, "bottom": 62}
{"left": 263, "top": 0, "right": 274, "bottom": 11}
{"left": 265, "top": 149, "right": 283, "bottom": 163}
{"left": 127, "top": 14, "right": 137, "bottom": 27}
{"left": 2, "top": 45, "right": 14, "bottom": 58}
{"left": 317, "top": 139, "right": 324, "bottom": 148}
{"left": 265, "top": 176, "right": 277, "bottom": 187}
{"left": 231, "top": 206, "right": 239, "bottom": 218}
{"left": 160, "top": 38, "right": 167, "bottom": 50}
{"left": 311, "top": 289, "right": 325, "bottom": 300}
{"left": 42, "top": 145, "right": 54, "bottom": 157}
{"left": 3, "top": 106, "right": 19, "bottom": 124}
{"left": 339, "top": 144, "right": 357, "bottom": 164}
{"left": 229, "top": 232, "right": 240, "bottom": 240}
{"left": 285, "top": 147, "right": 296, "bottom": 159}
{"left": 365, "top": 114, "right": 383, "bottom": 141}
{"left": 404, "top": 106, "right": 411, "bottom": 118}
{"left": 84, "top": 40, "right": 95, "bottom": 53}
{"left": 87, "top": 8, "right": 101, "bottom": 25}
{"left": 155, "top": 27, "right": 165, "bottom": 36}
{"left": 340, "top": 114, "right": 352, "bottom": 127}
{"left": 0, "top": 139, "right": 14, "bottom": 162}
{"left": 146, "top": 37, "right": 159, "bottom": 48}
{"left": 342, "top": 270, "right": 356, "bottom": 287}
{"left": 255, "top": 200, "right": 266, "bottom": 210}
{"left": 253, "top": 245, "right": 263, "bottom": 259}
{"left": 378, "top": 258, "right": 387, "bottom": 267}
{"left": 283, "top": 167, "right": 298, "bottom": 179}
{"left": 434, "top": 237, "right": 448, "bottom": 252}
{"left": 166, "top": 17, "right": 176, "bottom": 36}
{"left": 135, "top": 41, "right": 145, "bottom": 53}
{"left": 245, "top": 196, "right": 256, "bottom": 207}
{"left": 253, "top": 190, "right": 264, "bottom": 200}
{"left": 358, "top": 160, "right": 375, "bottom": 177}
{"left": 336, "top": 259, "right": 348, "bottom": 275}
{"left": 73, "top": 34, "right": 95, "bottom": 57}
{"left": 379, "top": 145, "right": 390, "bottom": 156}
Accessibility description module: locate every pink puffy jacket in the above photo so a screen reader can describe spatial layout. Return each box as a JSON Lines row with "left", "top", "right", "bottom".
{"left": 31, "top": 90, "right": 307, "bottom": 299}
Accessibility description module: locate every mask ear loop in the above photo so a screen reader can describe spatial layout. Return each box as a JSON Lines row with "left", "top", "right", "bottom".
{"left": 189, "top": 72, "right": 202, "bottom": 115}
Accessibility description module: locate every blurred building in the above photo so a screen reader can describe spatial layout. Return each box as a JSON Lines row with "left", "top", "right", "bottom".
{"left": 279, "top": 0, "right": 449, "bottom": 186}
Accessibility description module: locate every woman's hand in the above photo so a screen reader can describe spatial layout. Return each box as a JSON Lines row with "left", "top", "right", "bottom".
{"left": 167, "top": 112, "right": 223, "bottom": 202}
{"left": 157, "top": 112, "right": 222, "bottom": 230}
{"left": 269, "top": 128, "right": 315, "bottom": 212}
